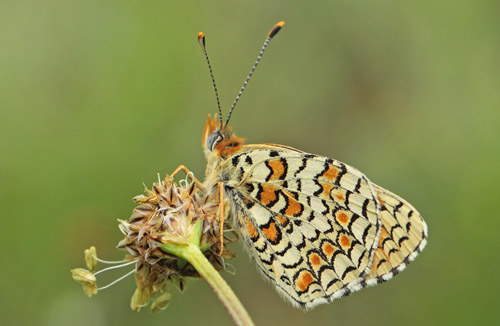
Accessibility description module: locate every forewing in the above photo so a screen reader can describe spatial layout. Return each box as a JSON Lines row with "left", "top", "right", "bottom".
{"left": 231, "top": 193, "right": 318, "bottom": 307}
{"left": 224, "top": 145, "right": 382, "bottom": 308}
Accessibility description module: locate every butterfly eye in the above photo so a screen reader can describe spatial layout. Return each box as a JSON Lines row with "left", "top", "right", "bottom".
{"left": 206, "top": 131, "right": 223, "bottom": 151}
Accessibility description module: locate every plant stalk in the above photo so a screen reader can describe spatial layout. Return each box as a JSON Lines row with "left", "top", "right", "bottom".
{"left": 160, "top": 220, "right": 254, "bottom": 325}
{"left": 180, "top": 243, "right": 254, "bottom": 326}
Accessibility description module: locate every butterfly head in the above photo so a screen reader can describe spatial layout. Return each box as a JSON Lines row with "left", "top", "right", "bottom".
{"left": 199, "top": 22, "right": 284, "bottom": 161}
{"left": 202, "top": 114, "right": 245, "bottom": 159}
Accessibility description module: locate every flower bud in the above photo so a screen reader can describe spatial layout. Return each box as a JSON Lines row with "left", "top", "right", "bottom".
{"left": 71, "top": 268, "right": 97, "bottom": 297}
{"left": 84, "top": 246, "right": 97, "bottom": 272}
{"left": 150, "top": 292, "right": 172, "bottom": 312}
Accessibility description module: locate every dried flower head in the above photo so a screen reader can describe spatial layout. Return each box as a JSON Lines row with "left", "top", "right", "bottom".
{"left": 118, "top": 173, "right": 235, "bottom": 310}
{"left": 71, "top": 173, "right": 236, "bottom": 312}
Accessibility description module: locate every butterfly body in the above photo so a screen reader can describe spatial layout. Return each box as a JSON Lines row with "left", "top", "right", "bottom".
{"left": 202, "top": 114, "right": 427, "bottom": 309}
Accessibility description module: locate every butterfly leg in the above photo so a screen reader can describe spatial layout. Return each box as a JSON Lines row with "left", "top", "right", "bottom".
{"left": 217, "top": 181, "right": 225, "bottom": 256}
{"left": 170, "top": 164, "right": 205, "bottom": 190}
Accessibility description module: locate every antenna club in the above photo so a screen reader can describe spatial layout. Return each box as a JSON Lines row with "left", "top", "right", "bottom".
{"left": 268, "top": 21, "right": 285, "bottom": 38}
{"left": 198, "top": 32, "right": 206, "bottom": 49}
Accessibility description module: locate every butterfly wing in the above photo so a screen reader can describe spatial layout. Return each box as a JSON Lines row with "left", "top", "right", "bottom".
{"left": 358, "top": 184, "right": 428, "bottom": 287}
{"left": 221, "top": 145, "right": 385, "bottom": 308}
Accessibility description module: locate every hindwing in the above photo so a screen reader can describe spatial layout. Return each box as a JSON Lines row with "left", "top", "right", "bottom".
{"left": 359, "top": 184, "right": 428, "bottom": 287}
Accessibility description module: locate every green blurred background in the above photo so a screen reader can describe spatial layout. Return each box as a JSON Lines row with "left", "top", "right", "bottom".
{"left": 1, "top": 0, "right": 499, "bottom": 325}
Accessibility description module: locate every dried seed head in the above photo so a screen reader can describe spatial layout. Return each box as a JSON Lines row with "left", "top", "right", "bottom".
{"left": 117, "top": 173, "right": 236, "bottom": 311}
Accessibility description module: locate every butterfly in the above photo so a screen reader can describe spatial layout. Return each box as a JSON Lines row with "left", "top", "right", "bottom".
{"left": 184, "top": 21, "right": 428, "bottom": 309}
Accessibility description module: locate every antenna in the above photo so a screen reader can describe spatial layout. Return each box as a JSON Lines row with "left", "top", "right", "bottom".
{"left": 224, "top": 21, "right": 285, "bottom": 127}
{"left": 198, "top": 32, "right": 223, "bottom": 128}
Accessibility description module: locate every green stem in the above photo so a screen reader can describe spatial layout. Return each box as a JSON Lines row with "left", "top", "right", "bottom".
{"left": 181, "top": 244, "right": 254, "bottom": 326}
{"left": 160, "top": 221, "right": 254, "bottom": 325}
